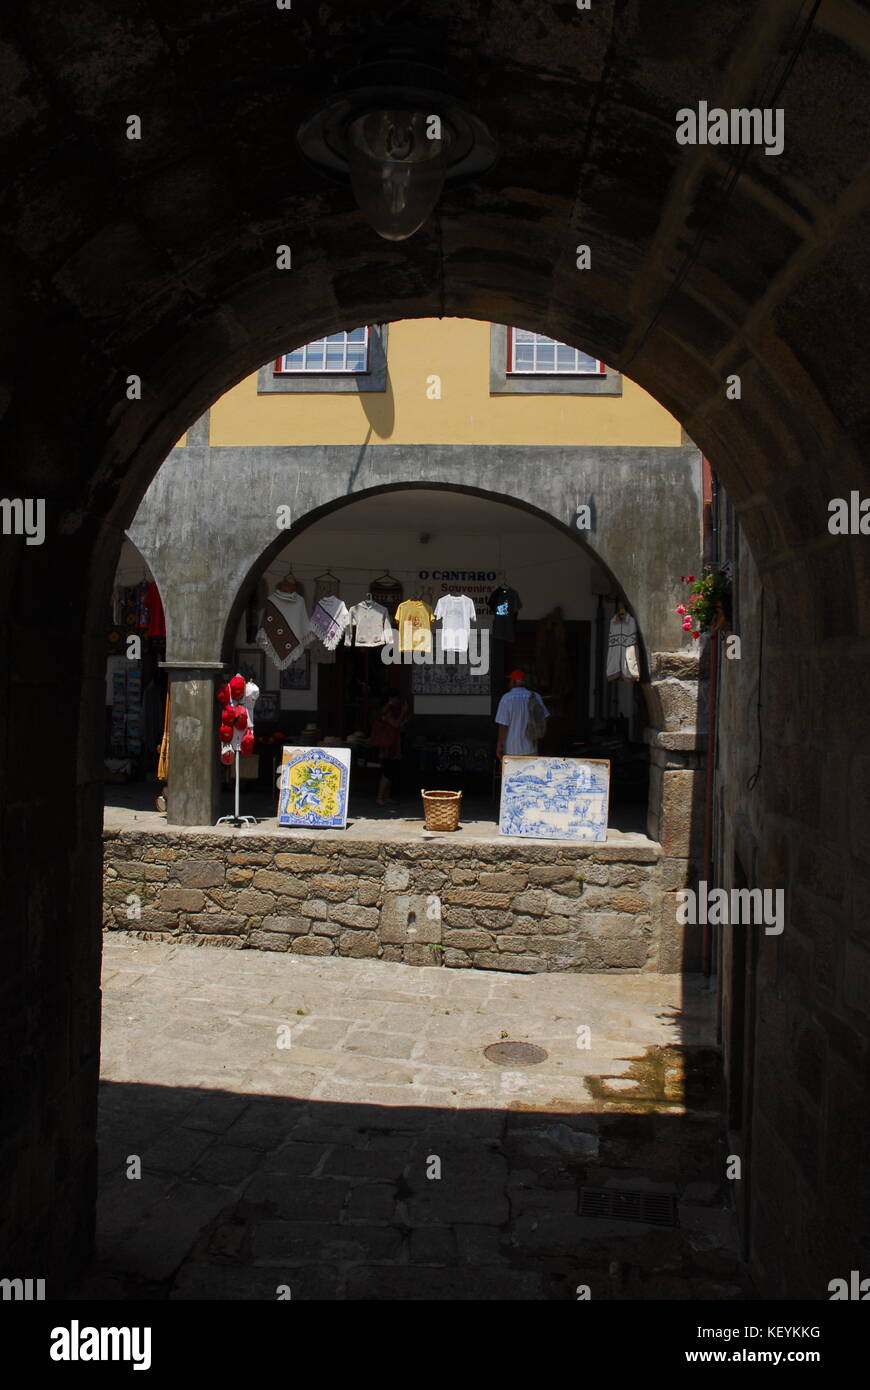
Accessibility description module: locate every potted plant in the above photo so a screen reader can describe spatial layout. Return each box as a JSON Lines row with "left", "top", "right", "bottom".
{"left": 675, "top": 566, "right": 732, "bottom": 639}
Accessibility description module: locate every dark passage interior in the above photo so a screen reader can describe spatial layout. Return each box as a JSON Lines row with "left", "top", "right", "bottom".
{"left": 1, "top": 0, "right": 868, "bottom": 1301}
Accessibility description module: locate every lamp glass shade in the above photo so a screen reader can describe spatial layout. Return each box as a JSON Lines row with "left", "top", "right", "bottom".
{"left": 346, "top": 108, "right": 448, "bottom": 240}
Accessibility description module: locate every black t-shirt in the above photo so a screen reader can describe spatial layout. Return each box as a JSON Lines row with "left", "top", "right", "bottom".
{"left": 487, "top": 586, "right": 522, "bottom": 641}
{"left": 370, "top": 577, "right": 403, "bottom": 620}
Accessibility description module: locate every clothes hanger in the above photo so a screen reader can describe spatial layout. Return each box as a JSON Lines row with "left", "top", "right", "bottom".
{"left": 314, "top": 569, "right": 339, "bottom": 583}
{"left": 371, "top": 570, "right": 399, "bottom": 585}
{"left": 277, "top": 567, "right": 298, "bottom": 593}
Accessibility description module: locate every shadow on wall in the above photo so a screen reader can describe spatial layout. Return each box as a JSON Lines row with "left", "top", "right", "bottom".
{"left": 345, "top": 364, "right": 397, "bottom": 492}
{"left": 358, "top": 360, "right": 396, "bottom": 442}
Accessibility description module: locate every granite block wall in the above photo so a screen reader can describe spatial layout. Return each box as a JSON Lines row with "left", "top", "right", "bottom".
{"left": 103, "top": 831, "right": 668, "bottom": 973}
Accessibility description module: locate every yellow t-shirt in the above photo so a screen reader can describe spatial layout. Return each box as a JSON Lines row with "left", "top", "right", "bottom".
{"left": 395, "top": 599, "right": 434, "bottom": 652}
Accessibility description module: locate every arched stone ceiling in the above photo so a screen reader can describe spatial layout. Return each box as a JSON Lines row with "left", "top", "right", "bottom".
{"left": 0, "top": 0, "right": 867, "bottom": 592}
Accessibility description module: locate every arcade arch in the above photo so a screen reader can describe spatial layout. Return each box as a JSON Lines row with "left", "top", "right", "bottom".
{"left": 1, "top": 0, "right": 867, "bottom": 1298}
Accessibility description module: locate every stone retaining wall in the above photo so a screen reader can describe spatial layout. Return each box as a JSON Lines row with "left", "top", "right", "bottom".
{"left": 103, "top": 830, "right": 679, "bottom": 972}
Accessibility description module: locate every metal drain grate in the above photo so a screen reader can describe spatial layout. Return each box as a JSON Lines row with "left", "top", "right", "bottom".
{"left": 579, "top": 1186, "right": 678, "bottom": 1227}
{"left": 483, "top": 1041, "right": 548, "bottom": 1066}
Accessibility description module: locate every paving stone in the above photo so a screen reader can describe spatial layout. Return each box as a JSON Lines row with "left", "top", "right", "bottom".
{"left": 139, "top": 1127, "right": 216, "bottom": 1175}
{"left": 404, "top": 1177, "right": 510, "bottom": 1226}
{"left": 223, "top": 1101, "right": 307, "bottom": 1151}
{"left": 344, "top": 1183, "right": 399, "bottom": 1223}
{"left": 259, "top": 1142, "right": 330, "bottom": 1177}
{"left": 343, "top": 1030, "right": 418, "bottom": 1061}
{"left": 289, "top": 1020, "right": 353, "bottom": 1049}
{"left": 242, "top": 1174, "right": 352, "bottom": 1220}
{"left": 169, "top": 1262, "right": 343, "bottom": 1300}
{"left": 320, "top": 1141, "right": 411, "bottom": 1179}
{"left": 190, "top": 1144, "right": 264, "bottom": 1185}
{"left": 408, "top": 1226, "right": 458, "bottom": 1263}
{"left": 345, "top": 1266, "right": 544, "bottom": 1299}
{"left": 250, "top": 1220, "right": 402, "bottom": 1264}
{"left": 454, "top": 1223, "right": 510, "bottom": 1264}
{"left": 99, "top": 1180, "right": 237, "bottom": 1282}
{"left": 88, "top": 936, "right": 750, "bottom": 1300}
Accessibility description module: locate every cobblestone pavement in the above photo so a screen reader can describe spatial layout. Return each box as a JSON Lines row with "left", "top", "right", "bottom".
{"left": 69, "top": 935, "right": 750, "bottom": 1300}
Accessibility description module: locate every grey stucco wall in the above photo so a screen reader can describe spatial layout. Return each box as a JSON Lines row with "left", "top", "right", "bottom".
{"left": 127, "top": 442, "right": 702, "bottom": 667}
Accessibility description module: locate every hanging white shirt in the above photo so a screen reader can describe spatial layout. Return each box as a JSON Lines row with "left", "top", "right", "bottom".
{"left": 306, "top": 595, "right": 351, "bottom": 651}
{"left": 434, "top": 593, "right": 477, "bottom": 653}
{"left": 607, "top": 612, "right": 640, "bottom": 681}
{"left": 346, "top": 599, "right": 392, "bottom": 647}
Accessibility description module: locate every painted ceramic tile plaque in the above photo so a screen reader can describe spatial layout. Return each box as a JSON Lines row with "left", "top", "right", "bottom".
{"left": 277, "top": 745, "right": 351, "bottom": 829}
{"left": 499, "top": 756, "right": 610, "bottom": 842}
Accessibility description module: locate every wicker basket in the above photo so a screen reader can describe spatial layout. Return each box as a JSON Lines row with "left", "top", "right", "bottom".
{"left": 421, "top": 788, "right": 462, "bottom": 832}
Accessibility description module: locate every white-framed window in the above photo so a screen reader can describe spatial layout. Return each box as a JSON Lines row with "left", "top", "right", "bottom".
{"left": 275, "top": 326, "right": 370, "bottom": 374}
{"left": 507, "top": 327, "right": 605, "bottom": 375}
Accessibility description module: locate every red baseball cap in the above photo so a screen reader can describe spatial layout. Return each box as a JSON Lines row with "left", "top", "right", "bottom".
{"left": 507, "top": 669, "right": 526, "bottom": 680}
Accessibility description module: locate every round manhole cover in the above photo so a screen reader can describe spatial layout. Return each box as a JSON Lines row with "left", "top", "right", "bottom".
{"left": 484, "top": 1041, "right": 548, "bottom": 1066}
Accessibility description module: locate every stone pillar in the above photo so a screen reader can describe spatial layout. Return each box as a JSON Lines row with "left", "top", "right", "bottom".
{"left": 161, "top": 662, "right": 225, "bottom": 826}
{"left": 644, "top": 650, "right": 707, "bottom": 972}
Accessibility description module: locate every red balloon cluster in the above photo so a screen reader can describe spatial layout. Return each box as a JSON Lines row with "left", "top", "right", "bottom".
{"left": 217, "top": 677, "right": 254, "bottom": 761}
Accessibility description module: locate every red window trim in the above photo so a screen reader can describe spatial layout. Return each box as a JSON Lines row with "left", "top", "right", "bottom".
{"left": 506, "top": 326, "right": 606, "bottom": 376}
{"left": 274, "top": 326, "right": 371, "bottom": 375}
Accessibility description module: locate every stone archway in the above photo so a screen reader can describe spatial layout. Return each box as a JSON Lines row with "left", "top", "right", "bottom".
{"left": 218, "top": 481, "right": 700, "bottom": 858}
{"left": 2, "top": 1, "right": 868, "bottom": 1296}
{"left": 128, "top": 456, "right": 703, "bottom": 830}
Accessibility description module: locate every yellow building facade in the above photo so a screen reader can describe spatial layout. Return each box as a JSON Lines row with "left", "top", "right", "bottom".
{"left": 120, "top": 318, "right": 702, "bottom": 841}
{"left": 176, "top": 318, "right": 683, "bottom": 449}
